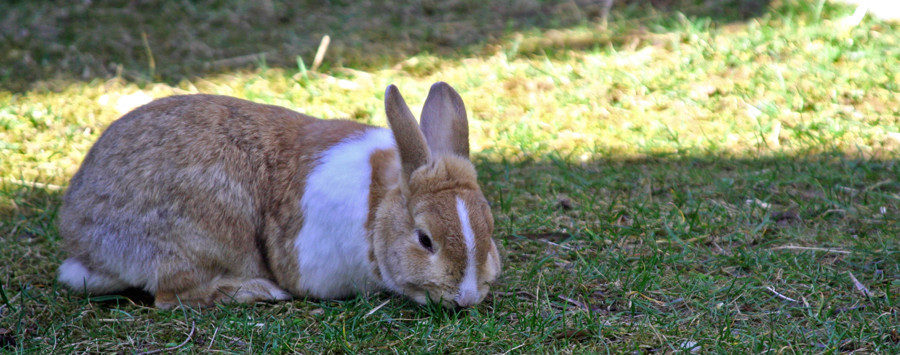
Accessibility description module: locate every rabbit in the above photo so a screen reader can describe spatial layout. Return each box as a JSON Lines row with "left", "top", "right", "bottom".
{"left": 56, "top": 82, "right": 502, "bottom": 309}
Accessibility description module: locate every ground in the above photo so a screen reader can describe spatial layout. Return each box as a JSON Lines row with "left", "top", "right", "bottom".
{"left": 1, "top": 0, "right": 899, "bottom": 353}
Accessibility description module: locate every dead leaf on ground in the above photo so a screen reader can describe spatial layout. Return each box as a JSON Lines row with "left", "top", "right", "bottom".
{"left": 771, "top": 210, "right": 801, "bottom": 227}
{"left": 615, "top": 214, "right": 633, "bottom": 227}
{"left": 556, "top": 194, "right": 575, "bottom": 210}
{"left": 309, "top": 308, "right": 325, "bottom": 316}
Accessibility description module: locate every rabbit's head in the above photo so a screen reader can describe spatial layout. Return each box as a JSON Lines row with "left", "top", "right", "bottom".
{"left": 374, "top": 82, "right": 501, "bottom": 308}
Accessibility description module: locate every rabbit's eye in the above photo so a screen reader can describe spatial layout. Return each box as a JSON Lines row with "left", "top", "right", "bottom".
{"left": 417, "top": 230, "right": 434, "bottom": 253}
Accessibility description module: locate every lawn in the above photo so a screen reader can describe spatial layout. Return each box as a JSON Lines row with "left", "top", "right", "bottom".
{"left": 1, "top": 0, "right": 899, "bottom": 353}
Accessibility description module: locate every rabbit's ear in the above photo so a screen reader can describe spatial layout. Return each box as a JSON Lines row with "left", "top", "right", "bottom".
{"left": 420, "top": 82, "right": 469, "bottom": 159}
{"left": 385, "top": 84, "right": 431, "bottom": 180}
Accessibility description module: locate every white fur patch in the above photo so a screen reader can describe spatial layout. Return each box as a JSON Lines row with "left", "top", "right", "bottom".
{"left": 58, "top": 258, "right": 128, "bottom": 294}
{"left": 293, "top": 128, "right": 395, "bottom": 298}
{"left": 455, "top": 196, "right": 480, "bottom": 307}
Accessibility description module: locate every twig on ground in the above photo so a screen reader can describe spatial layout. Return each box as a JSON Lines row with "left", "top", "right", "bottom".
{"left": 640, "top": 293, "right": 666, "bottom": 306}
{"left": 711, "top": 241, "right": 729, "bottom": 255}
{"left": 205, "top": 52, "right": 273, "bottom": 69}
{"left": 494, "top": 291, "right": 537, "bottom": 301}
{"left": 141, "top": 32, "right": 156, "bottom": 77}
{"left": 599, "top": 0, "right": 615, "bottom": 25}
{"left": 745, "top": 198, "right": 771, "bottom": 209}
{"left": 769, "top": 245, "right": 851, "bottom": 254}
{"left": 136, "top": 321, "right": 195, "bottom": 355}
{"left": 335, "top": 67, "right": 374, "bottom": 78}
{"left": 207, "top": 326, "right": 219, "bottom": 351}
{"left": 865, "top": 179, "right": 894, "bottom": 191}
{"left": 2, "top": 178, "right": 64, "bottom": 191}
{"left": 557, "top": 295, "right": 588, "bottom": 311}
{"left": 833, "top": 304, "right": 868, "bottom": 313}
{"left": 819, "top": 209, "right": 847, "bottom": 218}
{"left": 835, "top": 185, "right": 858, "bottom": 194}
{"left": 311, "top": 35, "right": 331, "bottom": 72}
{"left": 847, "top": 272, "right": 872, "bottom": 297}
{"left": 534, "top": 239, "right": 574, "bottom": 250}
{"left": 363, "top": 300, "right": 390, "bottom": 318}
{"left": 502, "top": 343, "right": 527, "bottom": 355}
{"left": 667, "top": 297, "right": 685, "bottom": 307}
{"left": 624, "top": 291, "right": 666, "bottom": 306}
{"left": 765, "top": 286, "right": 799, "bottom": 303}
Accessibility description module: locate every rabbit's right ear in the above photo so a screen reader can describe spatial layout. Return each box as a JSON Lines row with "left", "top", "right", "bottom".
{"left": 385, "top": 85, "right": 431, "bottom": 181}
{"left": 419, "top": 82, "right": 469, "bottom": 159}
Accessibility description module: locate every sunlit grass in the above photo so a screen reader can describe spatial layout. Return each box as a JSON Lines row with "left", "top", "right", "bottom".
{"left": 1, "top": 0, "right": 899, "bottom": 353}
{"left": 3, "top": 1, "right": 898, "bottom": 185}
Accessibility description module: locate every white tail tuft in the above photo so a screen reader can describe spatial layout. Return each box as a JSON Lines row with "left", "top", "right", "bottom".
{"left": 58, "top": 258, "right": 128, "bottom": 294}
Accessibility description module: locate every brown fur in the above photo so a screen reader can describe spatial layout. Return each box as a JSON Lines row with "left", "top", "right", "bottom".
{"left": 59, "top": 83, "right": 501, "bottom": 309}
{"left": 365, "top": 148, "right": 401, "bottom": 281}
{"left": 59, "top": 94, "right": 371, "bottom": 307}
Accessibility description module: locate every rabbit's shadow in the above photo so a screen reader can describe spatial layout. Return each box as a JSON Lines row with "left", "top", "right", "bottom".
{"left": 87, "top": 288, "right": 155, "bottom": 308}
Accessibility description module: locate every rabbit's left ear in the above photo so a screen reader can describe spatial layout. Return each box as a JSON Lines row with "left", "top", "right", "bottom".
{"left": 419, "top": 82, "right": 469, "bottom": 159}
{"left": 385, "top": 84, "right": 431, "bottom": 181}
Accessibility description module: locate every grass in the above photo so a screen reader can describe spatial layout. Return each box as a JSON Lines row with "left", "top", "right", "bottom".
{"left": 2, "top": 0, "right": 900, "bottom": 353}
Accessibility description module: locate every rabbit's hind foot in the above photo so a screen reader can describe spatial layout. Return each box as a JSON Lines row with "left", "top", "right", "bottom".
{"left": 154, "top": 277, "right": 292, "bottom": 309}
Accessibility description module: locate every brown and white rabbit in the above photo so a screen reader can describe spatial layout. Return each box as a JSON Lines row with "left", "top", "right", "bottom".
{"left": 57, "top": 82, "right": 501, "bottom": 309}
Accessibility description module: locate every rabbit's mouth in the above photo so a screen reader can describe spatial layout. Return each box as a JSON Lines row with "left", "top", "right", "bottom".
{"left": 401, "top": 283, "right": 460, "bottom": 308}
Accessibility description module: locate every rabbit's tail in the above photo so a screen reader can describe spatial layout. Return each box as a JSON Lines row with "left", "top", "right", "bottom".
{"left": 58, "top": 258, "right": 129, "bottom": 294}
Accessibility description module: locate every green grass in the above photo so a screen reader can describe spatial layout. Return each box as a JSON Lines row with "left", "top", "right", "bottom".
{"left": 2, "top": 0, "right": 900, "bottom": 353}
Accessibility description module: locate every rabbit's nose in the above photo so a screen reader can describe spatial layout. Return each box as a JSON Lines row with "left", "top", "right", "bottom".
{"left": 454, "top": 289, "right": 479, "bottom": 308}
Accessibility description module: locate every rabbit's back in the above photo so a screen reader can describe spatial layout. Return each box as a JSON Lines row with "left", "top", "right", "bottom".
{"left": 58, "top": 95, "right": 331, "bottom": 294}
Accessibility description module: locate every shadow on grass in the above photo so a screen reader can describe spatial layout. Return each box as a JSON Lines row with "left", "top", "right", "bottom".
{"left": 0, "top": 0, "right": 773, "bottom": 92}
{"left": 0, "top": 182, "right": 60, "bottom": 247}
{"left": 0, "top": 183, "right": 160, "bottom": 309}
{"left": 0, "top": 151, "right": 897, "bottom": 352}
{"left": 1, "top": 150, "right": 896, "bottom": 308}
{"left": 476, "top": 151, "right": 898, "bottom": 244}
{"left": 478, "top": 152, "right": 898, "bottom": 350}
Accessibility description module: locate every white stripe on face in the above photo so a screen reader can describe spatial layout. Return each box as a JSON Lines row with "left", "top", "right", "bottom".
{"left": 455, "top": 196, "right": 479, "bottom": 307}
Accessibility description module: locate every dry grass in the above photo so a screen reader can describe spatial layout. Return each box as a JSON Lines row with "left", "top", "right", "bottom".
{"left": 1, "top": 0, "right": 899, "bottom": 353}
